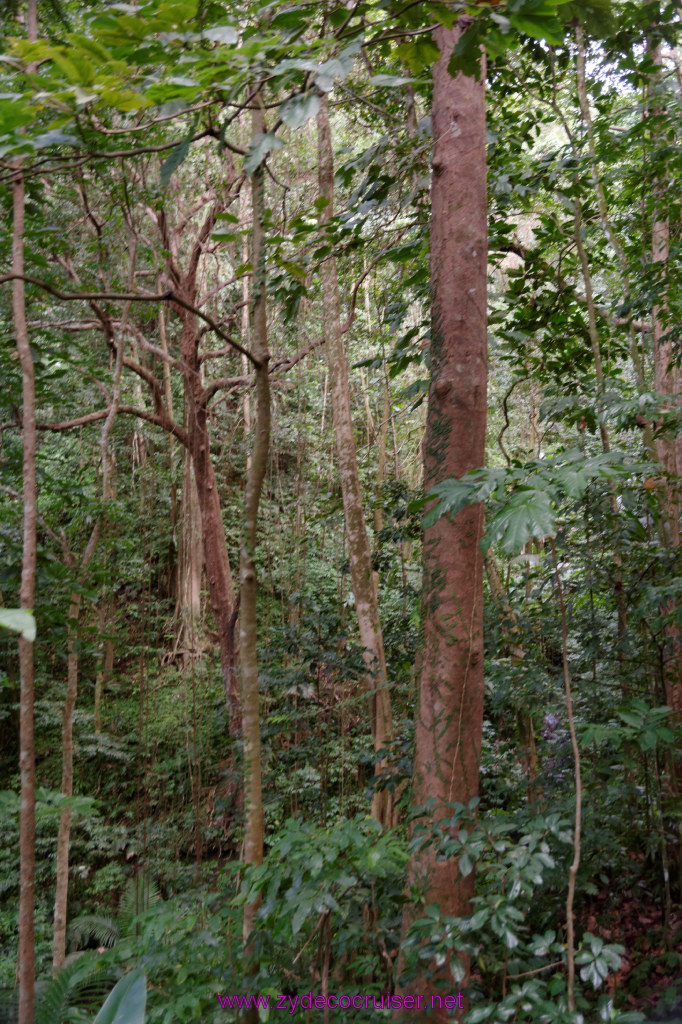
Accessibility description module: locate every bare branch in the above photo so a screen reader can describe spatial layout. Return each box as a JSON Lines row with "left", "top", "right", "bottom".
{"left": 0, "top": 273, "right": 262, "bottom": 366}
{"left": 37, "top": 405, "right": 189, "bottom": 445}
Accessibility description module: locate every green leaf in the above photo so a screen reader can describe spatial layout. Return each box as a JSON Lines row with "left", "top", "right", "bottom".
{"left": 397, "top": 37, "right": 441, "bottom": 76}
{"left": 202, "top": 25, "right": 237, "bottom": 44}
{"left": 291, "top": 901, "right": 310, "bottom": 935}
{"left": 468, "top": 1006, "right": 493, "bottom": 1023}
{"left": 33, "top": 129, "right": 81, "bottom": 149}
{"left": 159, "top": 115, "right": 199, "bottom": 186}
{"left": 459, "top": 852, "right": 473, "bottom": 877}
{"left": 244, "top": 133, "right": 284, "bottom": 174}
{"left": 280, "top": 92, "right": 320, "bottom": 130}
{"left": 448, "top": 21, "right": 486, "bottom": 80}
{"left": 369, "top": 74, "right": 413, "bottom": 87}
{"left": 93, "top": 971, "right": 146, "bottom": 1024}
{"left": 487, "top": 488, "right": 555, "bottom": 554}
{"left": 0, "top": 609, "right": 36, "bottom": 641}
{"left": 508, "top": 13, "right": 565, "bottom": 45}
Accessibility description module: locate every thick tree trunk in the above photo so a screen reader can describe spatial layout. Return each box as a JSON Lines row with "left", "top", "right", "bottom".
{"left": 398, "top": 23, "right": 487, "bottom": 1019}
{"left": 241, "top": 96, "right": 270, "bottom": 964}
{"left": 316, "top": 95, "right": 395, "bottom": 826}
{"left": 175, "top": 234, "right": 239, "bottom": 731}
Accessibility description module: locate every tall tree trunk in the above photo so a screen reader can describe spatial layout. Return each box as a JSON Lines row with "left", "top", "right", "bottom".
{"left": 14, "top": 4, "right": 37, "bottom": 1019}
{"left": 173, "top": 210, "right": 239, "bottom": 731}
{"left": 175, "top": 441, "right": 204, "bottom": 662}
{"left": 241, "top": 94, "right": 270, "bottom": 972}
{"left": 647, "top": 39, "right": 682, "bottom": 715}
{"left": 316, "top": 94, "right": 395, "bottom": 826}
{"left": 52, "top": 344, "right": 122, "bottom": 971}
{"left": 398, "top": 22, "right": 487, "bottom": 1018}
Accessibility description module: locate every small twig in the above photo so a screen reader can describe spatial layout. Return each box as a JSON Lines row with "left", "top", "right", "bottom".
{"left": 497, "top": 375, "right": 529, "bottom": 467}
{"left": 507, "top": 959, "right": 564, "bottom": 980}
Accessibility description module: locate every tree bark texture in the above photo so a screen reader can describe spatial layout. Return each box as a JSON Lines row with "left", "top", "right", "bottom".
{"left": 647, "top": 40, "right": 682, "bottom": 716}
{"left": 14, "top": 156, "right": 37, "bottom": 1024}
{"left": 241, "top": 98, "right": 270, "bottom": 953}
{"left": 399, "top": 23, "right": 487, "bottom": 1019}
{"left": 175, "top": 443, "right": 204, "bottom": 661}
{"left": 316, "top": 94, "right": 395, "bottom": 826}
{"left": 15, "top": 5, "right": 37, "bottom": 1017}
{"left": 173, "top": 207, "right": 239, "bottom": 731}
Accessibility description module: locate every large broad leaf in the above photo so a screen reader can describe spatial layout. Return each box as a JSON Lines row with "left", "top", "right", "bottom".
{"left": 244, "top": 132, "right": 284, "bottom": 174}
{"left": 160, "top": 116, "right": 198, "bottom": 186}
{"left": 201, "top": 25, "right": 237, "bottom": 44}
{"left": 423, "top": 469, "right": 505, "bottom": 528}
{"left": 0, "top": 609, "right": 36, "bottom": 641}
{"left": 487, "top": 488, "right": 555, "bottom": 554}
{"left": 279, "top": 92, "right": 320, "bottom": 130}
{"left": 93, "top": 970, "right": 146, "bottom": 1024}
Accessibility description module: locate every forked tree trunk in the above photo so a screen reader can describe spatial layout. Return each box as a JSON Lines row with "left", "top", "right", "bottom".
{"left": 172, "top": 210, "right": 239, "bottom": 731}
{"left": 241, "top": 95, "right": 270, "bottom": 983}
{"left": 398, "top": 22, "right": 487, "bottom": 1020}
{"left": 14, "top": 5, "right": 37, "bottom": 1020}
{"left": 316, "top": 95, "right": 395, "bottom": 826}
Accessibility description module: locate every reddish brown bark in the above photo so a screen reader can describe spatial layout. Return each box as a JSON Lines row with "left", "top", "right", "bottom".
{"left": 399, "top": 21, "right": 487, "bottom": 1020}
{"left": 175, "top": 229, "right": 240, "bottom": 730}
{"left": 647, "top": 41, "right": 682, "bottom": 717}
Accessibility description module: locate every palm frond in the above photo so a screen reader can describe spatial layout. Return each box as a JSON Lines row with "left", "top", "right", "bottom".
{"left": 119, "top": 874, "right": 161, "bottom": 934}
{"left": 34, "top": 952, "right": 114, "bottom": 1024}
{"left": 68, "top": 914, "right": 120, "bottom": 952}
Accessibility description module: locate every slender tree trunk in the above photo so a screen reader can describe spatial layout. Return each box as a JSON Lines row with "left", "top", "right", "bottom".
{"left": 93, "top": 596, "right": 114, "bottom": 736}
{"left": 52, "top": 340, "right": 123, "bottom": 971}
{"left": 14, "top": 6, "right": 37, "bottom": 1018}
{"left": 52, "top": 589, "right": 82, "bottom": 971}
{"left": 241, "top": 94, "right": 270, "bottom": 966}
{"left": 316, "top": 94, "right": 395, "bottom": 826}
{"left": 574, "top": 24, "right": 657, "bottom": 462}
{"left": 398, "top": 22, "right": 487, "bottom": 1019}
{"left": 175, "top": 441, "right": 204, "bottom": 662}
{"left": 647, "top": 40, "right": 682, "bottom": 715}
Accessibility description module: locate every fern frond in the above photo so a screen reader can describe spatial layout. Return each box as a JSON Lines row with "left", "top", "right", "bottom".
{"left": 68, "top": 914, "right": 120, "bottom": 952}
{"left": 119, "top": 875, "right": 161, "bottom": 934}
{"left": 35, "top": 953, "right": 101, "bottom": 1024}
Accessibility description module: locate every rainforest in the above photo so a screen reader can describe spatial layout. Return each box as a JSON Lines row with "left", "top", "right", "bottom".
{"left": 0, "top": 0, "right": 681, "bottom": 1022}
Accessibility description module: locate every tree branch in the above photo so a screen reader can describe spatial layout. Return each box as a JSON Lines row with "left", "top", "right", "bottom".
{"left": 0, "top": 274, "right": 262, "bottom": 367}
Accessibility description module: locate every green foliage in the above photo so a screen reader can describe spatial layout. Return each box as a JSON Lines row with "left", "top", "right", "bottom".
{"left": 0, "top": 608, "right": 36, "bottom": 641}
{"left": 35, "top": 952, "right": 118, "bottom": 1024}
{"left": 93, "top": 970, "right": 146, "bottom": 1024}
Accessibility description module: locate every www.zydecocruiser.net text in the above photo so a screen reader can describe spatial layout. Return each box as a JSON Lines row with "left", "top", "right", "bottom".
{"left": 216, "top": 991, "right": 465, "bottom": 1013}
